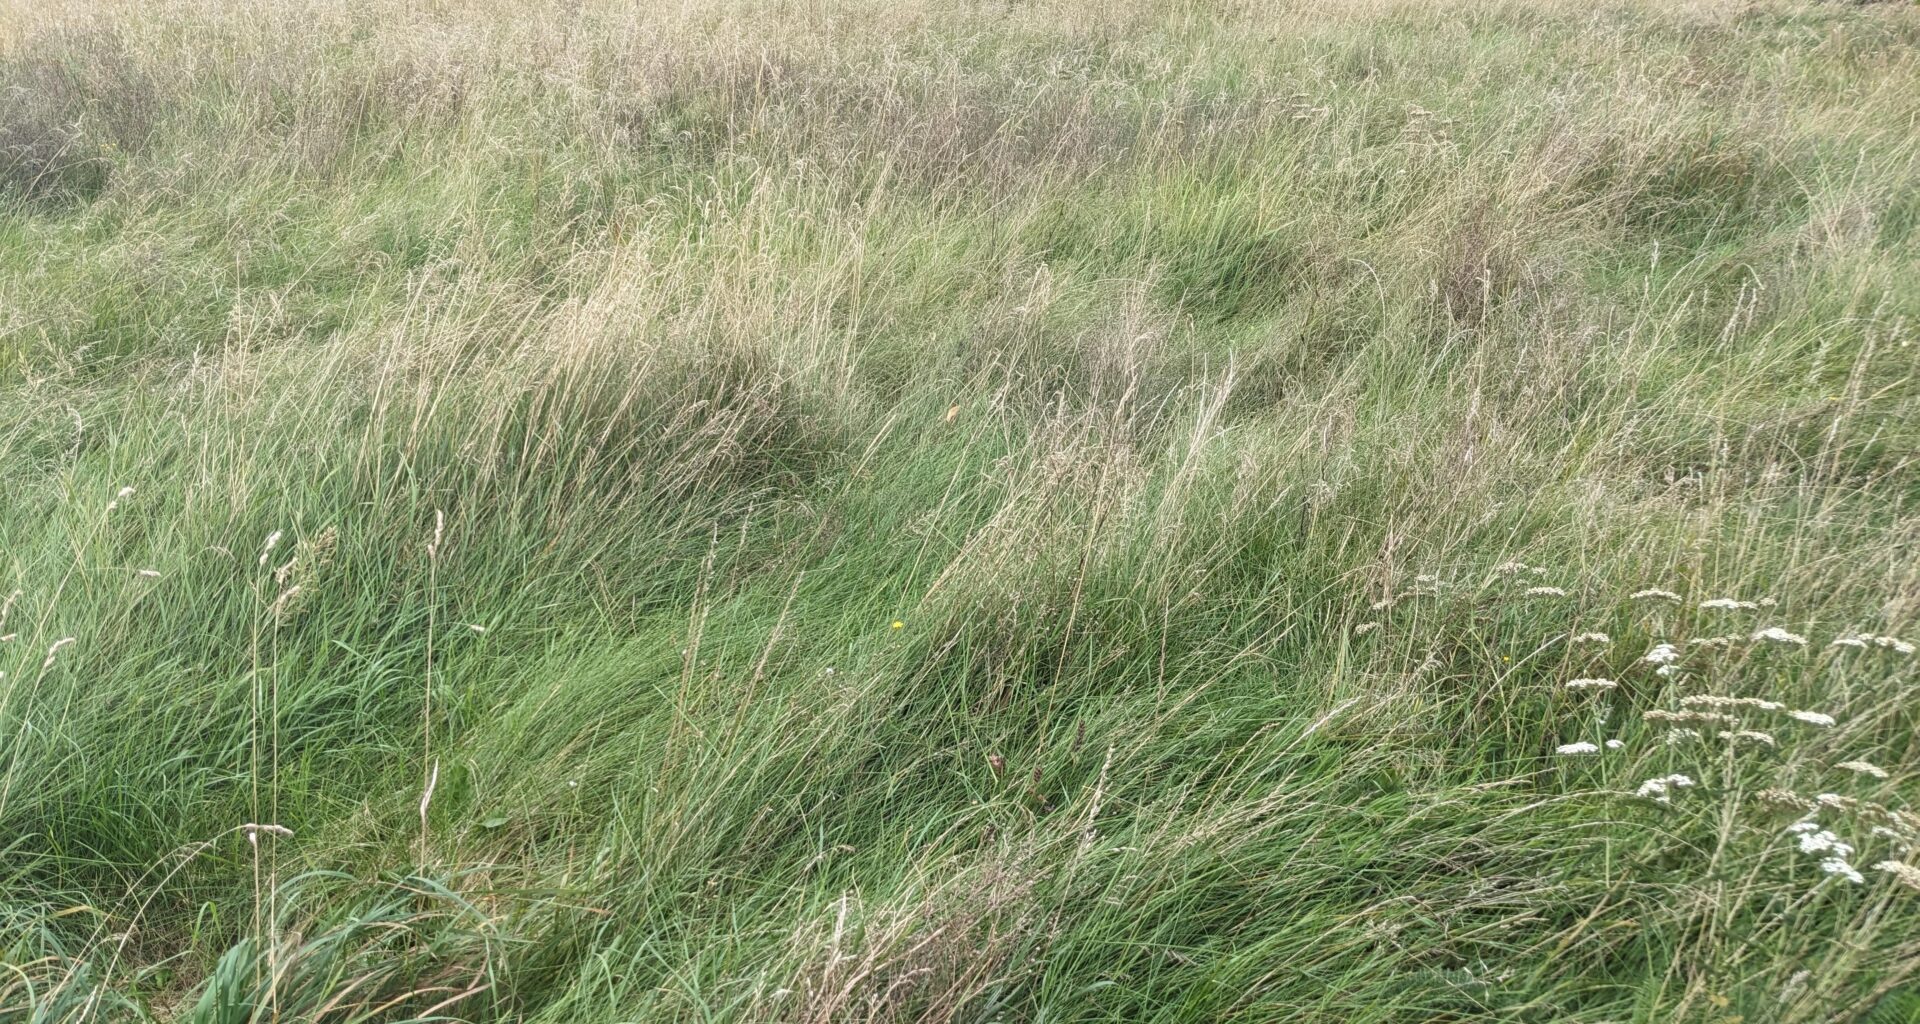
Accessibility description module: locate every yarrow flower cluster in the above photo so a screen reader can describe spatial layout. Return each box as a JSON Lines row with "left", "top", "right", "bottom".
{"left": 1722, "top": 730, "right": 1777, "bottom": 747}
{"left": 1564, "top": 678, "right": 1618, "bottom": 690}
{"left": 1788, "top": 710, "right": 1836, "bottom": 727}
{"left": 1636, "top": 773, "right": 1695, "bottom": 804}
{"left": 1570, "top": 632, "right": 1610, "bottom": 643}
{"left": 1751, "top": 626, "right": 1808, "bottom": 647}
{"left": 1524, "top": 586, "right": 1568, "bottom": 598}
{"left": 1700, "top": 598, "right": 1760, "bottom": 611}
{"left": 1788, "top": 821, "right": 1864, "bottom": 884}
{"left": 1831, "top": 633, "right": 1915, "bottom": 655}
{"left": 1643, "top": 643, "right": 1680, "bottom": 665}
{"left": 1556, "top": 741, "right": 1600, "bottom": 755}
{"left": 1631, "top": 588, "right": 1683, "bottom": 602}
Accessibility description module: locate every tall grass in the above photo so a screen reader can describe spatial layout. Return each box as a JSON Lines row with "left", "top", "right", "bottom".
{"left": 3, "top": 0, "right": 1919, "bottom": 1020}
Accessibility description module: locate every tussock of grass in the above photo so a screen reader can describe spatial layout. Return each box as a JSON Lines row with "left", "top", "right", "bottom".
{"left": 3, "top": 0, "right": 1920, "bottom": 1020}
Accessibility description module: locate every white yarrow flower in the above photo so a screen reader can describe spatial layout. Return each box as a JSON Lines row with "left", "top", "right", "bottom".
{"left": 1751, "top": 627, "right": 1808, "bottom": 646}
{"left": 1556, "top": 741, "right": 1600, "bottom": 754}
{"left": 1821, "top": 858, "right": 1865, "bottom": 884}
{"left": 1834, "top": 633, "right": 1916, "bottom": 655}
{"left": 1788, "top": 710, "right": 1836, "bottom": 727}
{"left": 1631, "top": 588, "right": 1683, "bottom": 602}
{"left": 1699, "top": 598, "right": 1759, "bottom": 611}
{"left": 1571, "top": 632, "right": 1610, "bottom": 643}
{"left": 1525, "top": 586, "right": 1568, "bottom": 597}
{"left": 1565, "top": 678, "right": 1618, "bottom": 690}
{"left": 1795, "top": 828, "right": 1854, "bottom": 858}
{"left": 1636, "top": 773, "right": 1696, "bottom": 803}
{"left": 1643, "top": 643, "right": 1681, "bottom": 665}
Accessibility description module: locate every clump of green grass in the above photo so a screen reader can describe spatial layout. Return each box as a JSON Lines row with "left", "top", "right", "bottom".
{"left": 3, "top": 0, "right": 1920, "bottom": 1020}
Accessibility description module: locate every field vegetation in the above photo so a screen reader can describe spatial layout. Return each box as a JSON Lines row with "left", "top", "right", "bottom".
{"left": 3, "top": 0, "right": 1920, "bottom": 1020}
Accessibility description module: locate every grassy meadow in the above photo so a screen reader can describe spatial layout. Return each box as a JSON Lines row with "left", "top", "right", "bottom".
{"left": 3, "top": 0, "right": 1920, "bottom": 1019}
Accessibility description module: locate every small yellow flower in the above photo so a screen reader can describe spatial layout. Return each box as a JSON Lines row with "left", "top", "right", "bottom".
{"left": 891, "top": 621, "right": 904, "bottom": 630}
{"left": 1502, "top": 655, "right": 1511, "bottom": 662}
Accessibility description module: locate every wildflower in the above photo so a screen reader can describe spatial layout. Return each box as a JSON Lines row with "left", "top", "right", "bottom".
{"left": 1794, "top": 828, "right": 1854, "bottom": 859}
{"left": 41, "top": 637, "right": 75, "bottom": 670}
{"left": 1556, "top": 741, "right": 1600, "bottom": 754}
{"left": 1642, "top": 643, "right": 1680, "bottom": 665}
{"left": 1631, "top": 588, "right": 1683, "bottom": 602}
{"left": 1722, "top": 730, "right": 1777, "bottom": 747}
{"left": 1833, "top": 633, "right": 1915, "bottom": 655}
{"left": 1414, "top": 574, "right": 1439, "bottom": 585}
{"left": 823, "top": 667, "right": 836, "bottom": 676}
{"left": 1369, "top": 598, "right": 1395, "bottom": 611}
{"left": 1605, "top": 738, "right": 1625, "bottom": 749}
{"left": 1874, "top": 861, "right": 1920, "bottom": 890}
{"left": 137, "top": 569, "right": 160, "bottom": 578}
{"left": 1836, "top": 760, "right": 1888, "bottom": 779}
{"left": 1565, "top": 678, "right": 1618, "bottom": 690}
{"left": 1688, "top": 634, "right": 1742, "bottom": 649}
{"left": 1664, "top": 728, "right": 1702, "bottom": 744}
{"left": 1571, "top": 632, "right": 1610, "bottom": 643}
{"left": 1788, "top": 710, "right": 1836, "bottom": 727}
{"left": 1353, "top": 622, "right": 1379, "bottom": 636}
{"left": 466, "top": 624, "right": 487, "bottom": 634}
{"left": 1494, "top": 561, "right": 1529, "bottom": 576}
{"left": 1821, "top": 858, "right": 1865, "bottom": 884}
{"left": 1870, "top": 825, "right": 1915, "bottom": 849}
{"left": 1636, "top": 773, "right": 1696, "bottom": 804}
{"left": 1655, "top": 664, "right": 1679, "bottom": 677}
{"left": 1700, "top": 598, "right": 1759, "bottom": 611}
{"left": 1525, "top": 586, "right": 1568, "bottom": 597}
{"left": 259, "top": 530, "right": 284, "bottom": 566}
{"left": 1751, "top": 627, "right": 1808, "bottom": 646}
{"left": 891, "top": 621, "right": 904, "bottom": 630}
